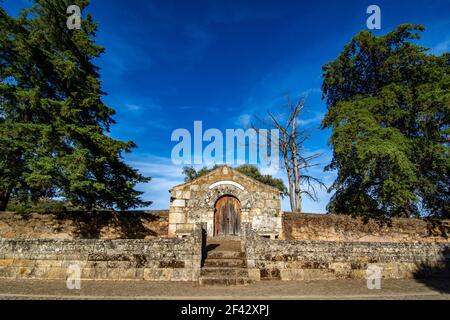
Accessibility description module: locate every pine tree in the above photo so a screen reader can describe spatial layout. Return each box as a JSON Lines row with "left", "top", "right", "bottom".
{"left": 0, "top": 0, "right": 151, "bottom": 211}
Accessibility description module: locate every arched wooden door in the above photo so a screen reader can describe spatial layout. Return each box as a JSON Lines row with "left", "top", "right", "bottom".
{"left": 214, "top": 196, "right": 241, "bottom": 236}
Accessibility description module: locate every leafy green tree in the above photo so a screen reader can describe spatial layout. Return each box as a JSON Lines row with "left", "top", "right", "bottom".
{"left": 235, "top": 164, "right": 287, "bottom": 195}
{"left": 0, "top": 0, "right": 151, "bottom": 211}
{"left": 321, "top": 24, "right": 449, "bottom": 219}
{"left": 182, "top": 165, "right": 220, "bottom": 182}
{"left": 182, "top": 164, "right": 287, "bottom": 195}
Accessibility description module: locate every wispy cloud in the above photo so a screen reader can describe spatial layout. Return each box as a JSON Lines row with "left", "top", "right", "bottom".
{"left": 124, "top": 104, "right": 143, "bottom": 112}
{"left": 432, "top": 38, "right": 450, "bottom": 55}
{"left": 301, "top": 87, "right": 322, "bottom": 96}
{"left": 98, "top": 34, "right": 153, "bottom": 80}
{"left": 122, "top": 100, "right": 161, "bottom": 114}
{"left": 126, "top": 154, "right": 186, "bottom": 209}
{"left": 298, "top": 112, "right": 325, "bottom": 126}
{"left": 236, "top": 114, "right": 252, "bottom": 127}
{"left": 125, "top": 151, "right": 334, "bottom": 213}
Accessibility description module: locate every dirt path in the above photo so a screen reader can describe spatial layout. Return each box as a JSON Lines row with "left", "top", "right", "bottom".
{"left": 0, "top": 279, "right": 449, "bottom": 300}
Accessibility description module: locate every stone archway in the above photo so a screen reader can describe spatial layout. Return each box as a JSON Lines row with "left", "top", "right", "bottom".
{"left": 214, "top": 195, "right": 241, "bottom": 236}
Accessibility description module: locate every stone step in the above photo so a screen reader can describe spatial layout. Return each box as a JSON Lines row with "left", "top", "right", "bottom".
{"left": 206, "top": 241, "right": 242, "bottom": 252}
{"left": 207, "top": 251, "right": 244, "bottom": 259}
{"left": 201, "top": 267, "right": 249, "bottom": 277}
{"left": 207, "top": 236, "right": 241, "bottom": 242}
{"left": 201, "top": 239, "right": 249, "bottom": 286}
{"left": 203, "top": 258, "right": 246, "bottom": 268}
{"left": 199, "top": 277, "right": 253, "bottom": 286}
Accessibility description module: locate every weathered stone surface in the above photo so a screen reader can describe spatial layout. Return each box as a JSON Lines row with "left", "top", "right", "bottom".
{"left": 171, "top": 199, "right": 186, "bottom": 207}
{"left": 199, "top": 239, "right": 253, "bottom": 286}
{"left": 0, "top": 210, "right": 169, "bottom": 240}
{"left": 169, "top": 166, "right": 283, "bottom": 237}
{"left": 281, "top": 213, "right": 450, "bottom": 243}
{"left": 241, "top": 223, "right": 450, "bottom": 281}
{"left": 0, "top": 224, "right": 203, "bottom": 281}
{"left": 169, "top": 212, "right": 185, "bottom": 224}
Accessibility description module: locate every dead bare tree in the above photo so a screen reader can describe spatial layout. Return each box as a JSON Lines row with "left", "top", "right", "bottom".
{"left": 254, "top": 97, "right": 325, "bottom": 213}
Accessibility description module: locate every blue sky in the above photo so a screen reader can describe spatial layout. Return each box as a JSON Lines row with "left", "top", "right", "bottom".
{"left": 3, "top": 0, "right": 450, "bottom": 211}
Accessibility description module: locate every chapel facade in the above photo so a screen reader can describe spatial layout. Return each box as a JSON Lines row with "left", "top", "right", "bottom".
{"left": 168, "top": 166, "right": 282, "bottom": 238}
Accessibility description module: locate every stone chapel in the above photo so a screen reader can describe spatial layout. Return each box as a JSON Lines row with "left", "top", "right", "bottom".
{"left": 168, "top": 165, "right": 282, "bottom": 238}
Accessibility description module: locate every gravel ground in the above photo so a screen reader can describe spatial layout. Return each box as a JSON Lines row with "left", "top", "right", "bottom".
{"left": 0, "top": 278, "right": 449, "bottom": 300}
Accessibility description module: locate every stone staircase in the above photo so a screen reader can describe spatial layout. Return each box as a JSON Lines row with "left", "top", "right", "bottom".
{"left": 199, "top": 238, "right": 252, "bottom": 286}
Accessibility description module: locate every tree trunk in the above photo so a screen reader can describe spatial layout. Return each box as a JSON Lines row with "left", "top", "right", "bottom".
{"left": 261, "top": 97, "right": 322, "bottom": 215}
{"left": 290, "top": 143, "right": 302, "bottom": 213}
{"left": 285, "top": 162, "right": 295, "bottom": 212}
{"left": 289, "top": 115, "right": 302, "bottom": 213}
{"left": 0, "top": 189, "right": 11, "bottom": 212}
{"left": 281, "top": 133, "right": 295, "bottom": 212}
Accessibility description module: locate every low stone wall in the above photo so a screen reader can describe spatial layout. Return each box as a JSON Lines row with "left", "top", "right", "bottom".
{"left": 242, "top": 224, "right": 450, "bottom": 281}
{"left": 0, "top": 224, "right": 203, "bottom": 281}
{"left": 282, "top": 213, "right": 450, "bottom": 243}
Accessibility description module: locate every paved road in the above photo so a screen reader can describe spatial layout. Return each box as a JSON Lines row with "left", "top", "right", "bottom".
{"left": 0, "top": 278, "right": 449, "bottom": 300}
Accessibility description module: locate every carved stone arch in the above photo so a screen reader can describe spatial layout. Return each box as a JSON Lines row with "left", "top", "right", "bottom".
{"left": 205, "top": 184, "right": 251, "bottom": 210}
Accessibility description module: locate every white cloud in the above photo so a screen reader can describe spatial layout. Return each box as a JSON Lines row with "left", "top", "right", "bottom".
{"left": 300, "top": 87, "right": 322, "bottom": 96}
{"left": 124, "top": 104, "right": 142, "bottom": 112}
{"left": 237, "top": 114, "right": 252, "bottom": 127}
{"left": 123, "top": 100, "right": 162, "bottom": 114}
{"left": 298, "top": 112, "right": 325, "bottom": 126}
{"left": 432, "top": 39, "right": 450, "bottom": 55}
{"left": 98, "top": 33, "right": 153, "bottom": 80}
{"left": 127, "top": 151, "right": 335, "bottom": 213}
{"left": 126, "top": 154, "right": 186, "bottom": 210}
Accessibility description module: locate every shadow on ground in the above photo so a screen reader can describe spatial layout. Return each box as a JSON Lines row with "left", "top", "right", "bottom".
{"left": 414, "top": 247, "right": 450, "bottom": 294}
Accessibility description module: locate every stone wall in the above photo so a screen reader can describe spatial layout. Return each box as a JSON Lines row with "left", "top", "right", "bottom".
{"left": 0, "top": 210, "right": 169, "bottom": 240}
{"left": 242, "top": 224, "right": 450, "bottom": 281}
{"left": 0, "top": 224, "right": 203, "bottom": 281}
{"left": 169, "top": 166, "right": 282, "bottom": 237}
{"left": 282, "top": 213, "right": 450, "bottom": 243}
